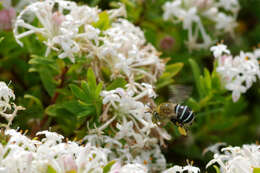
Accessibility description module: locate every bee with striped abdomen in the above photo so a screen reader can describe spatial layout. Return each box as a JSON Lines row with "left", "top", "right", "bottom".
{"left": 151, "top": 86, "right": 195, "bottom": 135}
{"left": 152, "top": 103, "right": 195, "bottom": 135}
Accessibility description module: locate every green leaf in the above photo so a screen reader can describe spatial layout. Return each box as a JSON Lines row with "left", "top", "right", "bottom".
{"left": 103, "top": 160, "right": 116, "bottom": 173}
{"left": 199, "top": 94, "right": 212, "bottom": 108}
{"left": 77, "top": 108, "right": 95, "bottom": 118}
{"left": 189, "top": 59, "right": 203, "bottom": 98}
{"left": 199, "top": 75, "right": 207, "bottom": 96}
{"left": 29, "top": 55, "right": 58, "bottom": 73}
{"left": 165, "top": 62, "right": 184, "bottom": 77}
{"left": 47, "top": 165, "right": 57, "bottom": 173}
{"left": 45, "top": 104, "right": 63, "bottom": 117}
{"left": 203, "top": 68, "right": 212, "bottom": 92}
{"left": 107, "top": 78, "right": 127, "bottom": 90}
{"left": 95, "top": 82, "right": 103, "bottom": 99}
{"left": 187, "top": 98, "right": 200, "bottom": 111}
{"left": 213, "top": 165, "right": 220, "bottom": 173}
{"left": 24, "top": 94, "right": 43, "bottom": 108}
{"left": 253, "top": 168, "right": 260, "bottom": 173}
{"left": 211, "top": 64, "right": 222, "bottom": 91}
{"left": 81, "top": 81, "right": 92, "bottom": 101}
{"left": 39, "top": 68, "right": 57, "bottom": 97}
{"left": 87, "top": 68, "right": 97, "bottom": 92}
{"left": 156, "top": 62, "right": 183, "bottom": 89}
{"left": 156, "top": 78, "right": 174, "bottom": 89}
{"left": 69, "top": 84, "right": 88, "bottom": 102}
{"left": 93, "top": 11, "right": 111, "bottom": 31}
{"left": 28, "top": 56, "right": 59, "bottom": 96}
{"left": 62, "top": 100, "right": 88, "bottom": 114}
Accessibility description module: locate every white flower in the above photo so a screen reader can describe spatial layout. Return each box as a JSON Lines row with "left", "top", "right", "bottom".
{"left": 119, "top": 163, "right": 148, "bottom": 173}
{"left": 207, "top": 144, "right": 260, "bottom": 173}
{"left": 214, "top": 13, "right": 237, "bottom": 34}
{"left": 211, "top": 44, "right": 260, "bottom": 102}
{"left": 218, "top": 0, "right": 240, "bottom": 13}
{"left": 36, "top": 130, "right": 64, "bottom": 145}
{"left": 203, "top": 142, "right": 227, "bottom": 155}
{"left": 0, "top": 130, "right": 111, "bottom": 173}
{"left": 210, "top": 44, "right": 230, "bottom": 58}
{"left": 183, "top": 165, "right": 200, "bottom": 173}
{"left": 163, "top": 165, "right": 183, "bottom": 173}
{"left": 98, "top": 19, "right": 164, "bottom": 83}
{"left": 13, "top": 0, "right": 100, "bottom": 62}
{"left": 100, "top": 86, "right": 170, "bottom": 151}
{"left": 133, "top": 145, "right": 166, "bottom": 172}
{"left": 0, "top": 82, "right": 15, "bottom": 111}
{"left": 108, "top": 3, "right": 127, "bottom": 20}
{"left": 0, "top": 81, "right": 24, "bottom": 127}
{"left": 163, "top": 0, "right": 240, "bottom": 50}
{"left": 163, "top": 164, "right": 200, "bottom": 173}
{"left": 225, "top": 81, "right": 247, "bottom": 102}
{"left": 115, "top": 117, "right": 134, "bottom": 139}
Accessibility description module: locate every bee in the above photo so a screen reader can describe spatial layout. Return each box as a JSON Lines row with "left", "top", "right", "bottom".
{"left": 150, "top": 86, "right": 195, "bottom": 135}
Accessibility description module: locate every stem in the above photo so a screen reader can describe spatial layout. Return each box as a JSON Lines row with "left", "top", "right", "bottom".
{"left": 31, "top": 66, "right": 69, "bottom": 136}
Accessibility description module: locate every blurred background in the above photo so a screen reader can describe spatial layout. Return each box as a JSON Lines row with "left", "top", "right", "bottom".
{"left": 0, "top": 0, "right": 260, "bottom": 172}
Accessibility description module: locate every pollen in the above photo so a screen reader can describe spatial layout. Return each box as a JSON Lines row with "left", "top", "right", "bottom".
{"left": 32, "top": 137, "right": 38, "bottom": 140}
{"left": 245, "top": 56, "right": 249, "bottom": 60}
{"left": 143, "top": 160, "right": 148, "bottom": 165}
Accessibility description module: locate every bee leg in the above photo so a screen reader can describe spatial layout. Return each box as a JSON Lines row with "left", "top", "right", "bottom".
{"left": 152, "top": 116, "right": 161, "bottom": 126}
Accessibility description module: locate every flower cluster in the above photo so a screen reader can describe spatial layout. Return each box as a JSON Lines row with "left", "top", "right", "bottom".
{"left": 0, "top": 129, "right": 148, "bottom": 173}
{"left": 84, "top": 134, "right": 167, "bottom": 173}
{"left": 98, "top": 19, "right": 165, "bottom": 83}
{"left": 210, "top": 44, "right": 260, "bottom": 102}
{"left": 11, "top": 0, "right": 200, "bottom": 172}
{"left": 14, "top": 0, "right": 164, "bottom": 84}
{"left": 163, "top": 0, "right": 240, "bottom": 51}
{"left": 14, "top": 0, "right": 100, "bottom": 62}
{"left": 100, "top": 84, "right": 172, "bottom": 143}
{"left": 0, "top": 128, "right": 200, "bottom": 173}
{"left": 0, "top": 81, "right": 24, "bottom": 128}
{"left": 206, "top": 143, "right": 260, "bottom": 173}
{"left": 88, "top": 83, "right": 172, "bottom": 172}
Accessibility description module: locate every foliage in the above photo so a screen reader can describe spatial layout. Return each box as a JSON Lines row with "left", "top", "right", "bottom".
{"left": 0, "top": 0, "right": 260, "bottom": 172}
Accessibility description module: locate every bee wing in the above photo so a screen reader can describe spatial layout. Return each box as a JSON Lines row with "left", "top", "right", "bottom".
{"left": 168, "top": 85, "right": 192, "bottom": 103}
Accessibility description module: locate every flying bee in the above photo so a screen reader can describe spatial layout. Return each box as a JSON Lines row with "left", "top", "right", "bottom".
{"left": 149, "top": 85, "right": 195, "bottom": 135}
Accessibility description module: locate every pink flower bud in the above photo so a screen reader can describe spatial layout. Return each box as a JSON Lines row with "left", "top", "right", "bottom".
{"left": 0, "top": 7, "right": 16, "bottom": 31}
{"left": 63, "top": 155, "right": 78, "bottom": 172}
{"left": 52, "top": 12, "right": 65, "bottom": 26}
{"left": 160, "top": 36, "right": 175, "bottom": 50}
